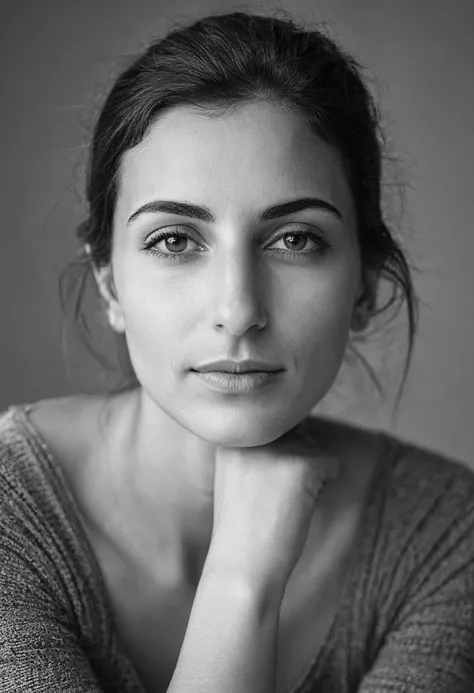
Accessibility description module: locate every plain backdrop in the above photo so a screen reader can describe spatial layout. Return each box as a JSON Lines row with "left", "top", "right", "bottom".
{"left": 1, "top": 0, "right": 473, "bottom": 467}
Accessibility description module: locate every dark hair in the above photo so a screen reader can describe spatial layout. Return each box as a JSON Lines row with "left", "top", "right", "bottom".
{"left": 60, "top": 8, "right": 419, "bottom": 414}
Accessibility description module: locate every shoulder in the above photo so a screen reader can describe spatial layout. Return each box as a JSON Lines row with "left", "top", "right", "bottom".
{"left": 0, "top": 401, "right": 116, "bottom": 691}
{"left": 308, "top": 414, "right": 474, "bottom": 556}
{"left": 376, "top": 431, "right": 474, "bottom": 522}
{"left": 349, "top": 429, "right": 474, "bottom": 610}
{"left": 1, "top": 395, "right": 129, "bottom": 540}
{"left": 377, "top": 435, "right": 474, "bottom": 583}
{"left": 0, "top": 402, "right": 51, "bottom": 486}
{"left": 0, "top": 397, "right": 109, "bottom": 605}
{"left": 0, "top": 395, "right": 110, "bottom": 537}
{"left": 0, "top": 395, "right": 95, "bottom": 512}
{"left": 7, "top": 394, "right": 119, "bottom": 493}
{"left": 334, "top": 433, "right": 474, "bottom": 689}
{"left": 17, "top": 394, "right": 110, "bottom": 458}
{"left": 0, "top": 401, "right": 82, "bottom": 612}
{"left": 309, "top": 413, "right": 474, "bottom": 499}
{"left": 323, "top": 424, "right": 474, "bottom": 660}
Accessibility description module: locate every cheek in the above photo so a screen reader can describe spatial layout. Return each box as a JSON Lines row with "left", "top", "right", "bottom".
{"left": 118, "top": 272, "right": 196, "bottom": 361}
{"left": 290, "top": 274, "right": 356, "bottom": 367}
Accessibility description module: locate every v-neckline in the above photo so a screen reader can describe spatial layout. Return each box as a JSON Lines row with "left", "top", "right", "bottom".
{"left": 8, "top": 402, "right": 395, "bottom": 693}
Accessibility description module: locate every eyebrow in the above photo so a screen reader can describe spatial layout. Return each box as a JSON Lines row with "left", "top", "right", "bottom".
{"left": 127, "top": 196, "right": 343, "bottom": 225}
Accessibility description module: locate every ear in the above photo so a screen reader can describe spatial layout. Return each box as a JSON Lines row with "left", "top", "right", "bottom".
{"left": 89, "top": 255, "right": 126, "bottom": 334}
{"left": 350, "top": 267, "right": 379, "bottom": 333}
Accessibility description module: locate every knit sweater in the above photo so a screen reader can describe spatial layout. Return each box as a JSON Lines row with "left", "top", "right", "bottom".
{"left": 0, "top": 403, "right": 473, "bottom": 693}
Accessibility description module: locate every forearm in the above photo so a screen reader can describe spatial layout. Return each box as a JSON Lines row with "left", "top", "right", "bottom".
{"left": 166, "top": 559, "right": 285, "bottom": 693}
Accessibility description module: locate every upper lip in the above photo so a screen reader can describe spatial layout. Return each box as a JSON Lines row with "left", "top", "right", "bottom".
{"left": 193, "top": 359, "right": 283, "bottom": 374}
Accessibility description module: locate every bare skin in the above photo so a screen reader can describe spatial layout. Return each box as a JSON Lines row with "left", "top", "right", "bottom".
{"left": 27, "top": 100, "right": 383, "bottom": 691}
{"left": 25, "top": 391, "right": 382, "bottom": 693}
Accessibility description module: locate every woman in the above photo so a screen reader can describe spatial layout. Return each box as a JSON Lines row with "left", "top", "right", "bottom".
{"left": 1, "top": 9, "right": 473, "bottom": 693}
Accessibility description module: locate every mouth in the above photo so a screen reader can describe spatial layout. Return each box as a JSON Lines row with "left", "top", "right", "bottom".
{"left": 192, "top": 359, "right": 284, "bottom": 375}
{"left": 191, "top": 368, "right": 283, "bottom": 374}
{"left": 191, "top": 369, "right": 283, "bottom": 393}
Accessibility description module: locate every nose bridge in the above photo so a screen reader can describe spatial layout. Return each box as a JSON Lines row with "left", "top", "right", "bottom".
{"left": 212, "top": 243, "right": 267, "bottom": 334}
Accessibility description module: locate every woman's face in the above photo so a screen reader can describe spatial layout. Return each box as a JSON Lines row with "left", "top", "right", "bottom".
{"left": 102, "top": 101, "right": 363, "bottom": 447}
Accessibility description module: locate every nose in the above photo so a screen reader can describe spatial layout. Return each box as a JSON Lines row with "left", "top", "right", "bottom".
{"left": 210, "top": 250, "right": 268, "bottom": 337}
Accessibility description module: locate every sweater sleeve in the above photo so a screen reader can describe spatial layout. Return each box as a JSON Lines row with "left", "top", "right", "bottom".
{"left": 357, "top": 453, "right": 474, "bottom": 693}
{"left": 0, "top": 466, "right": 106, "bottom": 692}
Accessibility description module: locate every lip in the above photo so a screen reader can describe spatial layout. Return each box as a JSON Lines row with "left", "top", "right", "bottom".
{"left": 192, "top": 370, "right": 281, "bottom": 394}
{"left": 192, "top": 359, "right": 283, "bottom": 374}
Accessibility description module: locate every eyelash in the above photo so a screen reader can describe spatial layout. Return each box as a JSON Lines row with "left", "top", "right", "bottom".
{"left": 142, "top": 226, "right": 332, "bottom": 262}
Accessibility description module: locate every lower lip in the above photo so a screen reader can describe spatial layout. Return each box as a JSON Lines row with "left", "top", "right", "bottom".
{"left": 191, "top": 370, "right": 282, "bottom": 393}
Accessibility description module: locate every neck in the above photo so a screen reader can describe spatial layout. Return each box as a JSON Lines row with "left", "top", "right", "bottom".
{"left": 94, "top": 388, "right": 218, "bottom": 587}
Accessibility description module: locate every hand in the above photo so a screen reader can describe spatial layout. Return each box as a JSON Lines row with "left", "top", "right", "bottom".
{"left": 208, "top": 420, "right": 341, "bottom": 592}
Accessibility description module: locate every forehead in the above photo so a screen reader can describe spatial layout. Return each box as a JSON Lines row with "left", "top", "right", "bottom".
{"left": 117, "top": 102, "right": 355, "bottom": 223}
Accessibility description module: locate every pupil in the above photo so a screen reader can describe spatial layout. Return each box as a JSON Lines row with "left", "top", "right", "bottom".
{"left": 166, "top": 236, "right": 187, "bottom": 252}
{"left": 285, "top": 234, "right": 306, "bottom": 250}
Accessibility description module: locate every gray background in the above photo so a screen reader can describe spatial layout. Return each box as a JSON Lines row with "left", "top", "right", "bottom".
{"left": 1, "top": 0, "right": 473, "bottom": 467}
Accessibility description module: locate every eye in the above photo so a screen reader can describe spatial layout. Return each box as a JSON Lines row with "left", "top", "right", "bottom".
{"left": 142, "top": 227, "right": 204, "bottom": 261}
{"left": 267, "top": 229, "right": 331, "bottom": 255}
{"left": 142, "top": 225, "right": 331, "bottom": 263}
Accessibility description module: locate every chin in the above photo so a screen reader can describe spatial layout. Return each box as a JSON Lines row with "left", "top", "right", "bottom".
{"left": 183, "top": 408, "right": 305, "bottom": 448}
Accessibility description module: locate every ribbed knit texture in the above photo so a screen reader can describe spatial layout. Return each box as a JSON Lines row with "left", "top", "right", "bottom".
{"left": 1, "top": 404, "right": 473, "bottom": 693}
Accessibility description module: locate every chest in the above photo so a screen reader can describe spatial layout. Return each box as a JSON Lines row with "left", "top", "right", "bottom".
{"left": 87, "top": 505, "right": 359, "bottom": 693}
{"left": 24, "top": 399, "right": 377, "bottom": 691}
{"left": 106, "top": 571, "right": 343, "bottom": 693}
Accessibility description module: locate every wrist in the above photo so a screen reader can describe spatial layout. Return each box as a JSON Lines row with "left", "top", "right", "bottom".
{"left": 202, "top": 548, "right": 287, "bottom": 612}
